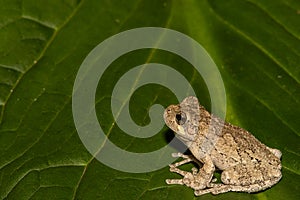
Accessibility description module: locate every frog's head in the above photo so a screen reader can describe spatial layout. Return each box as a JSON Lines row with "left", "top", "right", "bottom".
{"left": 163, "top": 96, "right": 200, "bottom": 144}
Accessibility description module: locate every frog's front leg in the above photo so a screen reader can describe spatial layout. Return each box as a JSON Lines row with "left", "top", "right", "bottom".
{"left": 166, "top": 155, "right": 215, "bottom": 191}
{"left": 169, "top": 152, "right": 202, "bottom": 167}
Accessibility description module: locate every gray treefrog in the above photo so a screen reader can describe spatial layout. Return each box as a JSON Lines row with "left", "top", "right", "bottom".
{"left": 163, "top": 96, "right": 282, "bottom": 196}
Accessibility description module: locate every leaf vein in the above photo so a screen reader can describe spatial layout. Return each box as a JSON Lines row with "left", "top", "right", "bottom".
{"left": 246, "top": 0, "right": 300, "bottom": 41}
{"left": 0, "top": 0, "right": 84, "bottom": 124}
{"left": 229, "top": 79, "right": 300, "bottom": 137}
{"left": 210, "top": 4, "right": 300, "bottom": 84}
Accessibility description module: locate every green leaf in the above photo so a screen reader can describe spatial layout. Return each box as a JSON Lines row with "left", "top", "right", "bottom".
{"left": 0, "top": 0, "right": 299, "bottom": 199}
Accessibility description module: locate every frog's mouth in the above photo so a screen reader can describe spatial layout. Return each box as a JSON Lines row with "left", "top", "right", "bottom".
{"left": 174, "top": 132, "right": 190, "bottom": 143}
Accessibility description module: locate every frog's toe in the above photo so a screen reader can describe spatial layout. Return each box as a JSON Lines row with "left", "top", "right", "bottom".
{"left": 166, "top": 178, "right": 184, "bottom": 185}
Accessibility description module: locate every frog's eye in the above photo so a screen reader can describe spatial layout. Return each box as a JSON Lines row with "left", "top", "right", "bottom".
{"left": 175, "top": 112, "right": 187, "bottom": 125}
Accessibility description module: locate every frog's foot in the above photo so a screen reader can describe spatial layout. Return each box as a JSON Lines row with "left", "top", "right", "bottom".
{"left": 166, "top": 155, "right": 214, "bottom": 191}
{"left": 166, "top": 166, "right": 207, "bottom": 190}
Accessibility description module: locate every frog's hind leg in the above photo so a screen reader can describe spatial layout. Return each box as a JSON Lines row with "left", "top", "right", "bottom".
{"left": 194, "top": 184, "right": 247, "bottom": 196}
{"left": 195, "top": 177, "right": 282, "bottom": 196}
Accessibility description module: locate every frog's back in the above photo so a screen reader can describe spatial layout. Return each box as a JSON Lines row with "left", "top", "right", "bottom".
{"left": 224, "top": 122, "right": 281, "bottom": 169}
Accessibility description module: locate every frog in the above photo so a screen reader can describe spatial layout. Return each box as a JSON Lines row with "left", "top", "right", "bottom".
{"left": 163, "top": 96, "right": 282, "bottom": 196}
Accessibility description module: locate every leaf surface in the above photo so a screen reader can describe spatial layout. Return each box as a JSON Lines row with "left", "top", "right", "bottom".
{"left": 0, "top": 0, "right": 299, "bottom": 199}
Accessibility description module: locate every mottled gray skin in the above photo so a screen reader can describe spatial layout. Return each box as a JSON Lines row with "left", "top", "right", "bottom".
{"left": 164, "top": 96, "right": 282, "bottom": 196}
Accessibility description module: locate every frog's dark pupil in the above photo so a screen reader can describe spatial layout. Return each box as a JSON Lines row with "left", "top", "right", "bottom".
{"left": 175, "top": 113, "right": 186, "bottom": 125}
{"left": 176, "top": 114, "right": 182, "bottom": 122}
